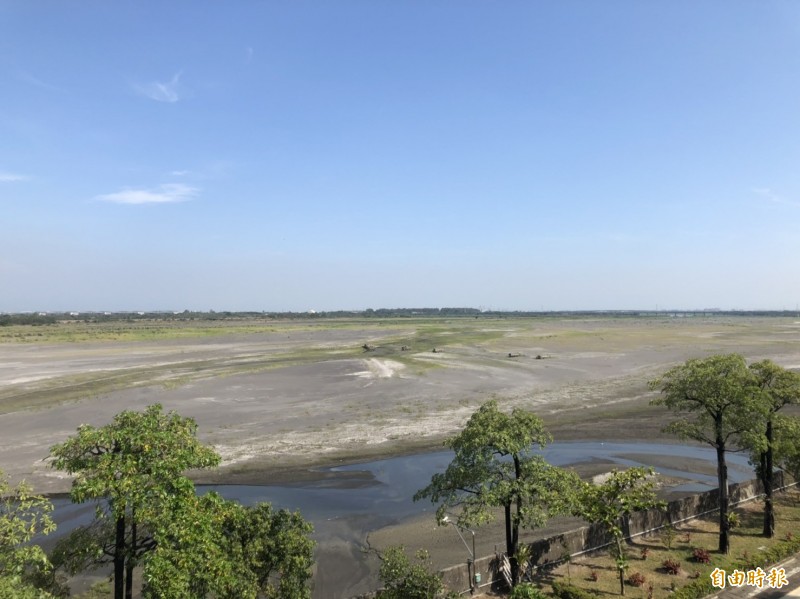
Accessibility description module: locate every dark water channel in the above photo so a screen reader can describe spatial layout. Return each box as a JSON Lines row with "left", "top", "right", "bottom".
{"left": 201, "top": 441, "right": 754, "bottom": 521}
{"left": 47, "top": 442, "right": 754, "bottom": 598}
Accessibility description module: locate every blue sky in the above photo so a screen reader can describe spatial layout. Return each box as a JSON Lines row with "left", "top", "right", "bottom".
{"left": 2, "top": 2, "right": 799, "bottom": 312}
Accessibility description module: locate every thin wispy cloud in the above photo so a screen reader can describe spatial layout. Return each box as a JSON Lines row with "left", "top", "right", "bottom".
{"left": 170, "top": 170, "right": 190, "bottom": 176}
{"left": 134, "top": 72, "right": 184, "bottom": 103}
{"left": 752, "top": 187, "right": 800, "bottom": 207}
{"left": 15, "top": 69, "right": 63, "bottom": 92}
{"left": 95, "top": 183, "right": 198, "bottom": 205}
{"left": 0, "top": 171, "right": 29, "bottom": 182}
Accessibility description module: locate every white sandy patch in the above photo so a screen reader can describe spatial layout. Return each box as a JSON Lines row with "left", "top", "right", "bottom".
{"left": 6, "top": 375, "right": 54, "bottom": 385}
{"left": 212, "top": 406, "right": 478, "bottom": 467}
{"left": 349, "top": 358, "right": 406, "bottom": 379}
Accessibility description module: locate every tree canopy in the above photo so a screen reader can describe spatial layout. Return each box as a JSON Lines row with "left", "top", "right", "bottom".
{"left": 741, "top": 360, "right": 800, "bottom": 537}
{"left": 773, "top": 415, "right": 800, "bottom": 484}
{"left": 0, "top": 470, "right": 57, "bottom": 598}
{"left": 49, "top": 404, "right": 315, "bottom": 599}
{"left": 145, "top": 492, "right": 314, "bottom": 599}
{"left": 374, "top": 546, "right": 456, "bottom": 599}
{"left": 649, "top": 353, "right": 765, "bottom": 554}
{"left": 50, "top": 404, "right": 220, "bottom": 599}
{"left": 414, "top": 399, "right": 579, "bottom": 586}
{"left": 575, "top": 468, "right": 665, "bottom": 595}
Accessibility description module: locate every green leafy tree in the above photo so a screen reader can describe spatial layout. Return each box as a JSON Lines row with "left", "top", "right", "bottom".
{"left": 575, "top": 468, "right": 665, "bottom": 595}
{"left": 49, "top": 404, "right": 221, "bottom": 599}
{"left": 375, "top": 546, "right": 455, "bottom": 599}
{"left": 649, "top": 354, "right": 764, "bottom": 554}
{"left": 221, "top": 502, "right": 315, "bottom": 598}
{"left": 0, "top": 471, "right": 57, "bottom": 597}
{"left": 143, "top": 491, "right": 252, "bottom": 598}
{"left": 414, "top": 400, "right": 580, "bottom": 586}
{"left": 742, "top": 360, "right": 800, "bottom": 537}
{"left": 0, "top": 576, "right": 55, "bottom": 599}
{"left": 773, "top": 416, "right": 800, "bottom": 485}
{"left": 145, "top": 492, "right": 314, "bottom": 599}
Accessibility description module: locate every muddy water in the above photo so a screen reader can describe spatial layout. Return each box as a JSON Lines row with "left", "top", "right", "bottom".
{"left": 48, "top": 442, "right": 754, "bottom": 598}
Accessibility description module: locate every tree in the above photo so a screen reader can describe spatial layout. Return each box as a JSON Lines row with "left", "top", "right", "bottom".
{"left": 772, "top": 415, "right": 800, "bottom": 486}
{"left": 49, "top": 404, "right": 221, "bottom": 599}
{"left": 744, "top": 360, "right": 800, "bottom": 537}
{"left": 649, "top": 354, "right": 764, "bottom": 554}
{"left": 0, "top": 470, "right": 57, "bottom": 597}
{"left": 144, "top": 491, "right": 318, "bottom": 599}
{"left": 575, "top": 468, "right": 665, "bottom": 595}
{"left": 414, "top": 400, "right": 579, "bottom": 586}
{"left": 146, "top": 493, "right": 314, "bottom": 599}
{"left": 374, "top": 546, "right": 455, "bottom": 599}
{"left": 224, "top": 502, "right": 314, "bottom": 598}
{"left": 142, "top": 491, "right": 248, "bottom": 599}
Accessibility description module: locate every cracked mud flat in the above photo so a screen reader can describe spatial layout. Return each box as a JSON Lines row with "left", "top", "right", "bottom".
{"left": 1, "top": 316, "right": 799, "bottom": 597}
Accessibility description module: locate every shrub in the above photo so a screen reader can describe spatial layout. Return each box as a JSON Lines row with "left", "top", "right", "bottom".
{"left": 692, "top": 548, "right": 711, "bottom": 564}
{"left": 640, "top": 547, "right": 650, "bottom": 560}
{"left": 588, "top": 571, "right": 599, "bottom": 582}
{"left": 731, "top": 535, "right": 800, "bottom": 573}
{"left": 626, "top": 572, "right": 646, "bottom": 587}
{"left": 376, "top": 546, "right": 454, "bottom": 599}
{"left": 662, "top": 558, "right": 681, "bottom": 575}
{"left": 727, "top": 512, "right": 740, "bottom": 528}
{"left": 510, "top": 583, "right": 547, "bottom": 599}
{"left": 671, "top": 578, "right": 714, "bottom": 599}
{"left": 551, "top": 580, "right": 596, "bottom": 599}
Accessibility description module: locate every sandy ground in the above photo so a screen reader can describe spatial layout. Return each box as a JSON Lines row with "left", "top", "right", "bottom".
{"left": 1, "top": 316, "right": 799, "bottom": 597}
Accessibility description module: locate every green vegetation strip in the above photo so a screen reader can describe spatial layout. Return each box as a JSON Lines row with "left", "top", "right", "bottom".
{"left": 0, "top": 318, "right": 414, "bottom": 344}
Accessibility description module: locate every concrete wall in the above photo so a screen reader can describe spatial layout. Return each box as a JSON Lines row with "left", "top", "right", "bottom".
{"left": 438, "top": 474, "right": 788, "bottom": 596}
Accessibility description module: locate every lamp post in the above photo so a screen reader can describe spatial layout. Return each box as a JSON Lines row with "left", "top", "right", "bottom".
{"left": 442, "top": 515, "right": 478, "bottom": 591}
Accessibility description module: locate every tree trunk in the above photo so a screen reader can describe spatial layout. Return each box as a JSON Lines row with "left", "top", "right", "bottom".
{"left": 616, "top": 537, "right": 625, "bottom": 596}
{"left": 510, "top": 454, "right": 523, "bottom": 587}
{"left": 504, "top": 501, "right": 515, "bottom": 587}
{"left": 114, "top": 513, "right": 125, "bottom": 599}
{"left": 763, "top": 418, "right": 775, "bottom": 538}
{"left": 511, "top": 516, "right": 520, "bottom": 586}
{"left": 125, "top": 514, "right": 136, "bottom": 599}
{"left": 716, "top": 441, "right": 730, "bottom": 554}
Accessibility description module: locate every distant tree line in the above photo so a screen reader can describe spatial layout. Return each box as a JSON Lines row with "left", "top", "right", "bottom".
{"left": 0, "top": 313, "right": 58, "bottom": 326}
{"left": 3, "top": 308, "right": 799, "bottom": 325}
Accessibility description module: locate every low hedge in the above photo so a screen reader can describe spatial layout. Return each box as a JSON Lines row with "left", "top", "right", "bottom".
{"left": 551, "top": 581, "right": 597, "bottom": 599}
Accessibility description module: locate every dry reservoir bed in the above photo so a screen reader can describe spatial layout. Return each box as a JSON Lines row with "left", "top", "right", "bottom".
{"left": 1, "top": 315, "right": 799, "bottom": 492}
{"left": 1, "top": 316, "right": 800, "bottom": 597}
